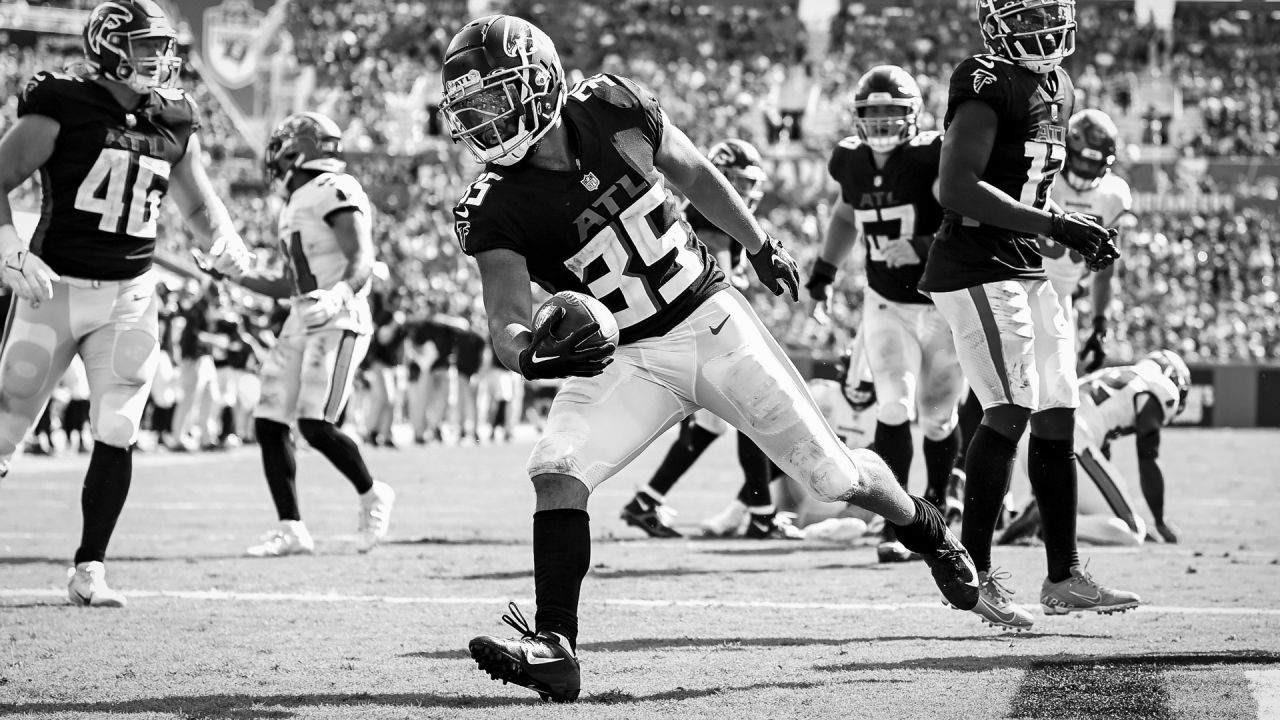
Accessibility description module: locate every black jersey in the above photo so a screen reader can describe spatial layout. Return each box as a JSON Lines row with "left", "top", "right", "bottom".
{"left": 454, "top": 73, "right": 726, "bottom": 345}
{"left": 919, "top": 54, "right": 1074, "bottom": 293}
{"left": 827, "top": 132, "right": 943, "bottom": 304}
{"left": 17, "top": 70, "right": 199, "bottom": 280}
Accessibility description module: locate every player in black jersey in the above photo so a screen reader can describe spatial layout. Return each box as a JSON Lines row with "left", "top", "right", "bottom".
{"left": 0, "top": 0, "right": 252, "bottom": 607}
{"left": 807, "top": 65, "right": 966, "bottom": 563}
{"left": 441, "top": 15, "right": 979, "bottom": 703}
{"left": 918, "top": 0, "right": 1134, "bottom": 630}
{"left": 618, "top": 139, "right": 802, "bottom": 541}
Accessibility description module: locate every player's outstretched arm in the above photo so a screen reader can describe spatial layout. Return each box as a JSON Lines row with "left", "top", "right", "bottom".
{"left": 476, "top": 248, "right": 537, "bottom": 375}
{"left": 1133, "top": 397, "right": 1176, "bottom": 542}
{"left": 0, "top": 115, "right": 61, "bottom": 302}
{"left": 170, "top": 134, "right": 252, "bottom": 278}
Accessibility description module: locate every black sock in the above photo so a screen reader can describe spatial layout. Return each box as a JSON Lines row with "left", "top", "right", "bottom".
{"left": 923, "top": 428, "right": 961, "bottom": 502}
{"left": 873, "top": 421, "right": 913, "bottom": 542}
{"left": 297, "top": 418, "right": 374, "bottom": 495}
{"left": 533, "top": 508, "right": 591, "bottom": 650}
{"left": 1028, "top": 435, "right": 1079, "bottom": 582}
{"left": 960, "top": 425, "right": 1019, "bottom": 574}
{"left": 154, "top": 405, "right": 174, "bottom": 435}
{"left": 647, "top": 422, "right": 717, "bottom": 496}
{"left": 74, "top": 443, "right": 133, "bottom": 565}
{"left": 955, "top": 390, "right": 984, "bottom": 469}
{"left": 219, "top": 406, "right": 235, "bottom": 441}
{"left": 735, "top": 432, "right": 773, "bottom": 508}
{"left": 256, "top": 418, "right": 300, "bottom": 522}
{"left": 891, "top": 495, "right": 948, "bottom": 555}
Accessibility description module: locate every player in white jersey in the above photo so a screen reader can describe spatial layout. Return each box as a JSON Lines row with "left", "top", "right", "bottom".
{"left": 1002, "top": 350, "right": 1190, "bottom": 547}
{"left": 1040, "top": 108, "right": 1133, "bottom": 373}
{"left": 218, "top": 113, "right": 394, "bottom": 557}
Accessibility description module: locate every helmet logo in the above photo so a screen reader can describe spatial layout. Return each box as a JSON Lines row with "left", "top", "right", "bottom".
{"left": 503, "top": 23, "right": 538, "bottom": 58}
{"left": 972, "top": 68, "right": 997, "bottom": 94}
{"left": 86, "top": 2, "right": 133, "bottom": 57}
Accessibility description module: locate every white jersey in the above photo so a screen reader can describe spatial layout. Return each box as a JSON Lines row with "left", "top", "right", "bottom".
{"left": 1039, "top": 172, "right": 1133, "bottom": 301}
{"left": 808, "top": 379, "right": 875, "bottom": 450}
{"left": 1076, "top": 359, "right": 1179, "bottom": 447}
{"left": 277, "top": 172, "right": 374, "bottom": 334}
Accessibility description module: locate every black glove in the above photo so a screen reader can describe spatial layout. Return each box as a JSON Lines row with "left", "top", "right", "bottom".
{"left": 1088, "top": 228, "right": 1121, "bottom": 272}
{"left": 1079, "top": 314, "right": 1108, "bottom": 372}
{"left": 677, "top": 415, "right": 700, "bottom": 451}
{"left": 747, "top": 235, "right": 799, "bottom": 301}
{"left": 838, "top": 345, "right": 876, "bottom": 411}
{"left": 517, "top": 306, "right": 616, "bottom": 381}
{"left": 1048, "top": 211, "right": 1112, "bottom": 266}
{"left": 806, "top": 257, "right": 838, "bottom": 302}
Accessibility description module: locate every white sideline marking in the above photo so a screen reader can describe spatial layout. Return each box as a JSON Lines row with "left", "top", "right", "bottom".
{"left": 2, "top": 588, "right": 1280, "bottom": 617}
{"left": 1246, "top": 669, "right": 1280, "bottom": 718}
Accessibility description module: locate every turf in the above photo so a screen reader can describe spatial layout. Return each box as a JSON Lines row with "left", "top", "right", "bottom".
{"left": 1, "top": 427, "right": 1278, "bottom": 719}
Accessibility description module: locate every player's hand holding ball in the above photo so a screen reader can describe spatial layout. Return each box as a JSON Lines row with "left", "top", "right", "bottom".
{"left": 519, "top": 291, "right": 618, "bottom": 381}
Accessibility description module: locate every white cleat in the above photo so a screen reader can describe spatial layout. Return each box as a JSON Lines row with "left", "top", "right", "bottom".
{"left": 357, "top": 480, "right": 395, "bottom": 553}
{"left": 246, "top": 520, "right": 315, "bottom": 558}
{"left": 67, "top": 561, "right": 127, "bottom": 608}
{"left": 700, "top": 500, "right": 748, "bottom": 537}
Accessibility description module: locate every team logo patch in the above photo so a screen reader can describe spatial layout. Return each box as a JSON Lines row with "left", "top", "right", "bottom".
{"left": 503, "top": 22, "right": 538, "bottom": 58}
{"left": 455, "top": 220, "right": 471, "bottom": 247}
{"left": 86, "top": 2, "right": 133, "bottom": 57}
{"left": 972, "top": 69, "right": 997, "bottom": 94}
{"left": 204, "top": 0, "right": 267, "bottom": 90}
{"left": 580, "top": 172, "right": 600, "bottom": 191}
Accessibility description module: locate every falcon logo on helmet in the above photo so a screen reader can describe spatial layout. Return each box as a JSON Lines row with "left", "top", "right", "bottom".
{"left": 264, "top": 112, "right": 347, "bottom": 188}
{"left": 83, "top": 0, "right": 182, "bottom": 94}
{"left": 706, "top": 139, "right": 767, "bottom": 212}
{"left": 852, "top": 65, "right": 922, "bottom": 153}
{"left": 440, "top": 15, "right": 566, "bottom": 167}
{"left": 1064, "top": 108, "right": 1119, "bottom": 190}
{"left": 978, "top": 0, "right": 1077, "bottom": 74}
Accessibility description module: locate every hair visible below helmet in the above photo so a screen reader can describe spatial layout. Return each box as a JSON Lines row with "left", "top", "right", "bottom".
{"left": 978, "top": 0, "right": 1077, "bottom": 74}
{"left": 1141, "top": 349, "right": 1191, "bottom": 416}
{"left": 707, "top": 139, "right": 767, "bottom": 212}
{"left": 440, "top": 15, "right": 566, "bottom": 166}
{"left": 264, "top": 112, "right": 347, "bottom": 186}
{"left": 852, "top": 65, "right": 922, "bottom": 153}
{"left": 83, "top": 0, "right": 182, "bottom": 94}
{"left": 1065, "top": 108, "right": 1119, "bottom": 190}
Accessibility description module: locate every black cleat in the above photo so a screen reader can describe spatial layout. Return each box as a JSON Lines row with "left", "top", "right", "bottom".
{"left": 921, "top": 527, "right": 980, "bottom": 611}
{"left": 744, "top": 512, "right": 805, "bottom": 540}
{"left": 468, "top": 603, "right": 581, "bottom": 703}
{"left": 620, "top": 494, "right": 682, "bottom": 538}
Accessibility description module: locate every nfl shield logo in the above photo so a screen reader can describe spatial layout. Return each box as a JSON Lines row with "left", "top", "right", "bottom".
{"left": 580, "top": 172, "right": 600, "bottom": 191}
{"left": 204, "top": 0, "right": 265, "bottom": 90}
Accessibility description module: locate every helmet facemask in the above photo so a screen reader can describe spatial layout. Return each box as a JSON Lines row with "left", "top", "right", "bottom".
{"left": 855, "top": 102, "right": 918, "bottom": 154}
{"left": 981, "top": 0, "right": 1077, "bottom": 74}
{"left": 442, "top": 64, "right": 563, "bottom": 166}
{"left": 723, "top": 166, "right": 767, "bottom": 213}
{"left": 115, "top": 34, "right": 181, "bottom": 93}
{"left": 1065, "top": 148, "right": 1110, "bottom": 190}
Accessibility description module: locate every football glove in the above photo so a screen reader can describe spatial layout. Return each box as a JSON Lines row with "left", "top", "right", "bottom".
{"left": 1088, "top": 228, "right": 1121, "bottom": 272}
{"left": 1048, "top": 212, "right": 1114, "bottom": 269}
{"left": 1079, "top": 314, "right": 1108, "bottom": 373}
{"left": 838, "top": 343, "right": 876, "bottom": 412}
{"left": 806, "top": 257, "right": 837, "bottom": 302}
{"left": 517, "top": 306, "right": 616, "bottom": 381}
{"left": 747, "top": 235, "right": 799, "bottom": 301}
{"left": 0, "top": 224, "right": 59, "bottom": 304}
{"left": 207, "top": 233, "right": 254, "bottom": 279}
{"left": 300, "top": 283, "right": 354, "bottom": 328}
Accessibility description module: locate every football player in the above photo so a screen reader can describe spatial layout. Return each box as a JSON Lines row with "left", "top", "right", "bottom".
{"left": 917, "top": 0, "right": 1136, "bottom": 630}
{"left": 217, "top": 112, "right": 394, "bottom": 557}
{"left": 1000, "top": 350, "right": 1190, "bottom": 547}
{"left": 618, "top": 139, "right": 803, "bottom": 541}
{"left": 0, "top": 0, "right": 253, "bottom": 607}
{"left": 441, "top": 15, "right": 978, "bottom": 703}
{"left": 1042, "top": 108, "right": 1133, "bottom": 373}
{"left": 807, "top": 65, "right": 967, "bottom": 563}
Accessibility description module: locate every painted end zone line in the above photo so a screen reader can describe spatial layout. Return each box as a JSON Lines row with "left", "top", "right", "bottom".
{"left": 2, "top": 588, "right": 1280, "bottom": 617}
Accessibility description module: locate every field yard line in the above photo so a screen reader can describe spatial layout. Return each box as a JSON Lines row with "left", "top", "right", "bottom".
{"left": 4, "top": 587, "right": 1280, "bottom": 617}
{"left": 1246, "top": 669, "right": 1280, "bottom": 718}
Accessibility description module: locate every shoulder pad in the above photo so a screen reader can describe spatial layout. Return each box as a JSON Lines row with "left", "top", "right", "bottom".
{"left": 21, "top": 71, "right": 81, "bottom": 101}
{"left": 154, "top": 86, "right": 188, "bottom": 103}
{"left": 582, "top": 73, "right": 641, "bottom": 109}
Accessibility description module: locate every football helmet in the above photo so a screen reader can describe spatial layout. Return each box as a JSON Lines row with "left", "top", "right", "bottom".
{"left": 852, "top": 65, "right": 921, "bottom": 153}
{"left": 264, "top": 112, "right": 347, "bottom": 186}
{"left": 83, "top": 0, "right": 182, "bottom": 94}
{"left": 1142, "top": 349, "right": 1191, "bottom": 416}
{"left": 440, "top": 15, "right": 566, "bottom": 166}
{"left": 1065, "top": 108, "right": 1119, "bottom": 190}
{"left": 978, "top": 0, "right": 1077, "bottom": 74}
{"left": 707, "top": 139, "right": 767, "bottom": 212}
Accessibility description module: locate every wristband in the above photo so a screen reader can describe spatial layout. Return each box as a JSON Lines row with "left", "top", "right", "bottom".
{"left": 808, "top": 258, "right": 838, "bottom": 286}
{"left": 1091, "top": 314, "right": 1107, "bottom": 333}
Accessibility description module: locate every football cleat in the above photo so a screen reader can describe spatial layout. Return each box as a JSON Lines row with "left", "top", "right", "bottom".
{"left": 246, "top": 520, "right": 315, "bottom": 558}
{"left": 744, "top": 512, "right": 805, "bottom": 540}
{"left": 972, "top": 568, "right": 1035, "bottom": 631}
{"left": 1041, "top": 563, "right": 1141, "bottom": 616}
{"left": 469, "top": 602, "right": 581, "bottom": 703}
{"left": 619, "top": 493, "right": 681, "bottom": 538}
{"left": 876, "top": 539, "right": 922, "bottom": 563}
{"left": 700, "top": 500, "right": 748, "bottom": 537}
{"left": 357, "top": 480, "right": 396, "bottom": 552}
{"left": 920, "top": 526, "right": 980, "bottom": 611}
{"left": 67, "top": 561, "right": 127, "bottom": 608}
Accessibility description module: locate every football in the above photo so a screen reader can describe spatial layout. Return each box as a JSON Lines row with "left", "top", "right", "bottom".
{"left": 533, "top": 291, "right": 620, "bottom": 348}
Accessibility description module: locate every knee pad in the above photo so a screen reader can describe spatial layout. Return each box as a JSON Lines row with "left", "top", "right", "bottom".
{"left": 94, "top": 410, "right": 139, "bottom": 449}
{"left": 876, "top": 399, "right": 911, "bottom": 427}
{"left": 920, "top": 405, "right": 959, "bottom": 441}
{"left": 111, "top": 329, "right": 159, "bottom": 385}
{"left": 2, "top": 336, "right": 56, "bottom": 401}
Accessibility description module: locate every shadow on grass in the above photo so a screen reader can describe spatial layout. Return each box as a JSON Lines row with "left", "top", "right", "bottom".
{"left": 457, "top": 564, "right": 786, "bottom": 581}
{"left": 815, "top": 649, "right": 1280, "bottom": 674}
{"left": 0, "top": 692, "right": 533, "bottom": 719}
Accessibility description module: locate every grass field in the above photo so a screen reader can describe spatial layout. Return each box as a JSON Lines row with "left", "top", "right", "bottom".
{"left": 2, "top": 426, "right": 1279, "bottom": 719}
